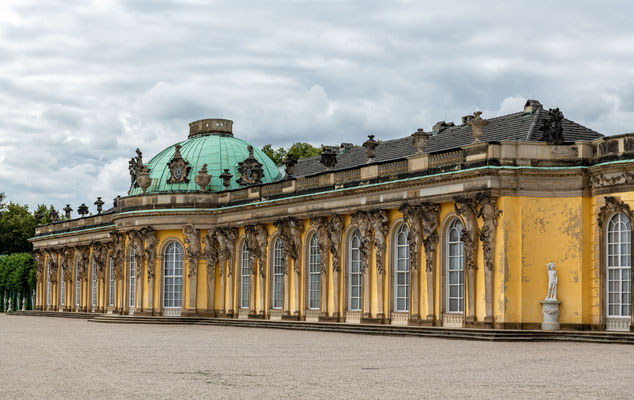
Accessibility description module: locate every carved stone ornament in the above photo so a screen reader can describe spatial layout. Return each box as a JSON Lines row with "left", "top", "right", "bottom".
{"left": 167, "top": 144, "right": 191, "bottom": 184}
{"left": 204, "top": 228, "right": 219, "bottom": 276}
{"left": 90, "top": 241, "right": 108, "bottom": 277}
{"left": 219, "top": 169, "right": 233, "bottom": 190}
{"left": 77, "top": 203, "right": 89, "bottom": 217}
{"left": 539, "top": 108, "right": 565, "bottom": 144}
{"left": 183, "top": 224, "right": 201, "bottom": 277}
{"left": 350, "top": 210, "right": 372, "bottom": 273}
{"left": 454, "top": 197, "right": 479, "bottom": 270}
{"left": 590, "top": 170, "right": 633, "bottom": 189}
{"left": 33, "top": 250, "right": 45, "bottom": 279}
{"left": 283, "top": 154, "right": 298, "bottom": 179}
{"left": 137, "top": 165, "right": 152, "bottom": 193}
{"left": 368, "top": 209, "right": 389, "bottom": 274}
{"left": 59, "top": 247, "right": 75, "bottom": 282}
{"left": 320, "top": 146, "right": 338, "bottom": 170}
{"left": 128, "top": 230, "right": 145, "bottom": 280}
{"left": 45, "top": 249, "right": 58, "bottom": 284}
{"left": 421, "top": 203, "right": 441, "bottom": 272}
{"left": 194, "top": 163, "right": 211, "bottom": 191}
{"left": 274, "top": 217, "right": 304, "bottom": 273}
{"left": 467, "top": 111, "right": 489, "bottom": 143}
{"left": 141, "top": 227, "right": 158, "bottom": 280}
{"left": 475, "top": 192, "right": 502, "bottom": 271}
{"left": 411, "top": 128, "right": 430, "bottom": 155}
{"left": 129, "top": 148, "right": 143, "bottom": 189}
{"left": 216, "top": 227, "right": 238, "bottom": 276}
{"left": 63, "top": 204, "right": 73, "bottom": 219}
{"left": 49, "top": 209, "right": 59, "bottom": 222}
{"left": 311, "top": 216, "right": 330, "bottom": 275}
{"left": 245, "top": 224, "right": 269, "bottom": 276}
{"left": 109, "top": 230, "right": 126, "bottom": 279}
{"left": 236, "top": 145, "right": 264, "bottom": 186}
{"left": 363, "top": 135, "right": 379, "bottom": 162}
{"left": 597, "top": 196, "right": 634, "bottom": 227}
{"left": 94, "top": 197, "right": 104, "bottom": 214}
{"left": 329, "top": 214, "right": 343, "bottom": 273}
{"left": 399, "top": 202, "right": 423, "bottom": 271}
{"left": 76, "top": 246, "right": 90, "bottom": 280}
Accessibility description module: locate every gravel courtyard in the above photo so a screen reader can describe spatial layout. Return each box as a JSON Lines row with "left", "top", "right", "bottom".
{"left": 1, "top": 315, "right": 633, "bottom": 399}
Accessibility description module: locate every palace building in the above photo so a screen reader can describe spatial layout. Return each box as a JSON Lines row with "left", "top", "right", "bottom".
{"left": 29, "top": 100, "right": 634, "bottom": 331}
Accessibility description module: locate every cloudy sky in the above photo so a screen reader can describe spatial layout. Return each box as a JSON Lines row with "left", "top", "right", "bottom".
{"left": 1, "top": 0, "right": 633, "bottom": 212}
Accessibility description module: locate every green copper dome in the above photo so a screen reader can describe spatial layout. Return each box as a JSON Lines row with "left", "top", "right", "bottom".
{"left": 129, "top": 119, "right": 281, "bottom": 195}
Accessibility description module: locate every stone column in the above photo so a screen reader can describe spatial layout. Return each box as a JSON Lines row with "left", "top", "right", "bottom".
{"left": 369, "top": 210, "right": 388, "bottom": 320}
{"left": 258, "top": 260, "right": 266, "bottom": 317}
{"left": 421, "top": 202, "right": 440, "bottom": 325}
{"left": 142, "top": 227, "right": 157, "bottom": 315}
{"left": 226, "top": 259, "right": 234, "bottom": 316}
{"left": 476, "top": 193, "right": 502, "bottom": 326}
{"left": 206, "top": 259, "right": 216, "bottom": 315}
{"left": 183, "top": 225, "right": 202, "bottom": 315}
{"left": 283, "top": 262, "right": 290, "bottom": 315}
{"left": 362, "top": 261, "right": 370, "bottom": 318}
{"left": 329, "top": 215, "right": 343, "bottom": 320}
{"left": 249, "top": 262, "right": 256, "bottom": 315}
{"left": 219, "top": 259, "right": 226, "bottom": 315}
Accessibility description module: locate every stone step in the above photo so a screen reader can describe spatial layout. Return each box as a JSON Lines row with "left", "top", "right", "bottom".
{"left": 10, "top": 311, "right": 634, "bottom": 344}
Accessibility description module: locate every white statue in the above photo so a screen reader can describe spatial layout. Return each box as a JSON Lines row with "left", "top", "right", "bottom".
{"left": 545, "top": 262, "right": 558, "bottom": 301}
{"left": 21, "top": 297, "right": 26, "bottom": 311}
{"left": 7, "top": 298, "right": 12, "bottom": 313}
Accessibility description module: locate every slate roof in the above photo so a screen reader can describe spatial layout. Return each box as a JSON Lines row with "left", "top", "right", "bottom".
{"left": 293, "top": 106, "right": 603, "bottom": 177}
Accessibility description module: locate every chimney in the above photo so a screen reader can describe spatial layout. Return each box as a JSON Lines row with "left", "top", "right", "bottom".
{"left": 432, "top": 121, "right": 455, "bottom": 132}
{"left": 524, "top": 99, "right": 543, "bottom": 114}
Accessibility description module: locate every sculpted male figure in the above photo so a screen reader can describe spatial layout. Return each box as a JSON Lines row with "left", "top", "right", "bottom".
{"left": 545, "top": 262, "right": 558, "bottom": 301}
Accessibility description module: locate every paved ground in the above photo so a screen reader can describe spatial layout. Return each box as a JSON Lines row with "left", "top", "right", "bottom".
{"left": 1, "top": 315, "right": 633, "bottom": 399}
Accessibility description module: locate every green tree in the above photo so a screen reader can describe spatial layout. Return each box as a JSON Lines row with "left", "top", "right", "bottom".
{"left": 0, "top": 253, "right": 35, "bottom": 311}
{"left": 261, "top": 142, "right": 322, "bottom": 166}
{"left": 0, "top": 202, "right": 37, "bottom": 254}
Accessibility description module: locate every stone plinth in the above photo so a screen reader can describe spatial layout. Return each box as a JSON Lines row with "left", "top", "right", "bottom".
{"left": 541, "top": 300, "right": 561, "bottom": 330}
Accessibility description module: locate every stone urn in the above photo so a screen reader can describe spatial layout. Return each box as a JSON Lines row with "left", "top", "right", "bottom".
{"left": 194, "top": 164, "right": 211, "bottom": 191}
{"left": 137, "top": 167, "right": 152, "bottom": 193}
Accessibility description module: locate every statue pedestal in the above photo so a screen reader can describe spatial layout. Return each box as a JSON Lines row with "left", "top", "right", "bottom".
{"left": 541, "top": 300, "right": 561, "bottom": 331}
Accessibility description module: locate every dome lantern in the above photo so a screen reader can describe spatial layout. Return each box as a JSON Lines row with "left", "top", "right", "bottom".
{"left": 189, "top": 118, "right": 233, "bottom": 138}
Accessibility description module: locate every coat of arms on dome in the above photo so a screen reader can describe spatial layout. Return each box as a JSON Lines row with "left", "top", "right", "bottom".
{"left": 236, "top": 145, "right": 264, "bottom": 186}
{"left": 167, "top": 144, "right": 191, "bottom": 184}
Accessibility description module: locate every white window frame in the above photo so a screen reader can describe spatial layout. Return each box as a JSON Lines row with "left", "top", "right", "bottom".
{"left": 46, "top": 263, "right": 51, "bottom": 307}
{"left": 163, "top": 242, "right": 183, "bottom": 309}
{"left": 91, "top": 260, "right": 97, "bottom": 307}
{"left": 108, "top": 258, "right": 115, "bottom": 307}
{"left": 272, "top": 239, "right": 284, "bottom": 309}
{"left": 308, "top": 233, "right": 320, "bottom": 310}
{"left": 606, "top": 212, "right": 632, "bottom": 318}
{"left": 394, "top": 224, "right": 410, "bottom": 312}
{"left": 60, "top": 268, "right": 65, "bottom": 306}
{"left": 129, "top": 249, "right": 136, "bottom": 309}
{"left": 446, "top": 218, "right": 464, "bottom": 314}
{"left": 240, "top": 242, "right": 250, "bottom": 309}
{"left": 349, "top": 229, "right": 362, "bottom": 311}
{"left": 75, "top": 259, "right": 80, "bottom": 308}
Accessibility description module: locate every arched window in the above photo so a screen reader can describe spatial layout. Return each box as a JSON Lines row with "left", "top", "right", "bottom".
{"left": 349, "top": 229, "right": 362, "bottom": 311}
{"left": 394, "top": 224, "right": 410, "bottom": 312}
{"left": 108, "top": 258, "right": 115, "bottom": 307}
{"left": 606, "top": 213, "right": 631, "bottom": 318}
{"left": 46, "top": 262, "right": 51, "bottom": 307}
{"left": 308, "top": 233, "right": 320, "bottom": 310}
{"left": 75, "top": 259, "right": 80, "bottom": 308}
{"left": 446, "top": 219, "right": 464, "bottom": 313}
{"left": 272, "top": 239, "right": 284, "bottom": 309}
{"left": 91, "top": 260, "right": 97, "bottom": 308}
{"left": 240, "top": 242, "right": 250, "bottom": 309}
{"left": 60, "top": 268, "right": 65, "bottom": 306}
{"left": 129, "top": 249, "right": 136, "bottom": 310}
{"left": 163, "top": 242, "right": 183, "bottom": 310}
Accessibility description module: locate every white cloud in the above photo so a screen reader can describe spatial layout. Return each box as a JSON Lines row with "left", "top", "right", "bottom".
{"left": 1, "top": 0, "right": 634, "bottom": 211}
